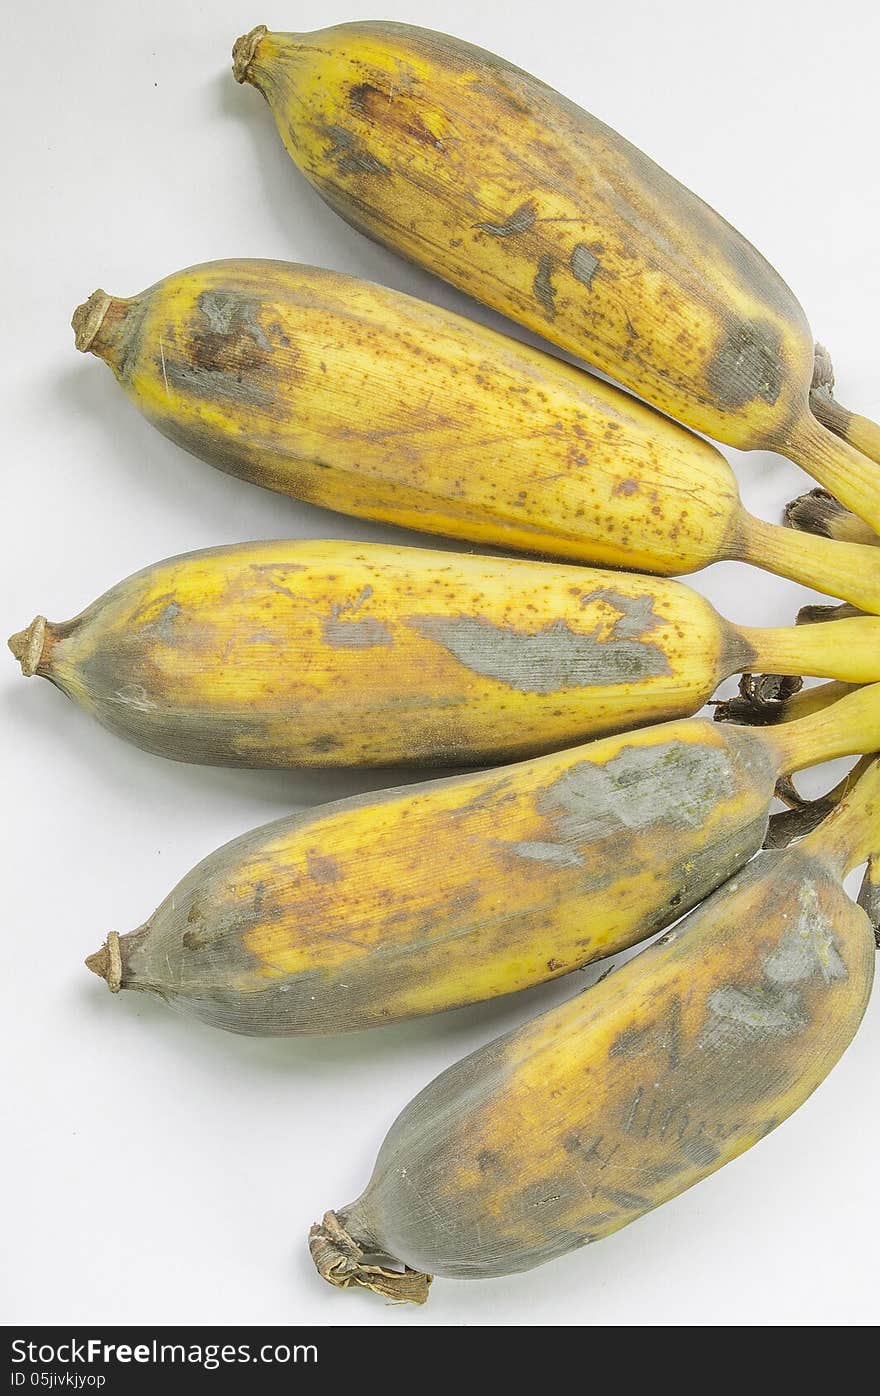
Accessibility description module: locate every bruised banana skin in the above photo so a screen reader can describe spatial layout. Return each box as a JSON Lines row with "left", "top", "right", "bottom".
{"left": 233, "top": 22, "right": 880, "bottom": 531}
{"left": 85, "top": 683, "right": 880, "bottom": 1033}
{"left": 313, "top": 760, "right": 880, "bottom": 1298}
{"left": 72, "top": 261, "right": 880, "bottom": 614}
{"left": 12, "top": 538, "right": 880, "bottom": 769}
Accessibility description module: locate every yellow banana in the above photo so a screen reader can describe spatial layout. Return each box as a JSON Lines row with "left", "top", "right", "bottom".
{"left": 232, "top": 21, "right": 880, "bottom": 532}
{"left": 86, "top": 682, "right": 880, "bottom": 1035}
{"left": 73, "top": 260, "right": 880, "bottom": 614}
{"left": 311, "top": 754, "right": 880, "bottom": 1301}
{"left": 11, "top": 537, "right": 880, "bottom": 769}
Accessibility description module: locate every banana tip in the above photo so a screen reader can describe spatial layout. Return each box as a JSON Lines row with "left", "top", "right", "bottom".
{"left": 232, "top": 24, "right": 268, "bottom": 83}
{"left": 8, "top": 616, "right": 47, "bottom": 677}
{"left": 71, "top": 289, "right": 113, "bottom": 353}
{"left": 309, "top": 1210, "right": 432, "bottom": 1304}
{"left": 85, "top": 932, "right": 122, "bottom": 993}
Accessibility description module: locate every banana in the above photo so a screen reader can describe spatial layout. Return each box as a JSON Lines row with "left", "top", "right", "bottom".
{"left": 232, "top": 22, "right": 880, "bottom": 533}
{"left": 85, "top": 682, "right": 880, "bottom": 1035}
{"left": 72, "top": 260, "right": 880, "bottom": 614}
{"left": 12, "top": 537, "right": 880, "bottom": 769}
{"left": 311, "top": 754, "right": 880, "bottom": 1301}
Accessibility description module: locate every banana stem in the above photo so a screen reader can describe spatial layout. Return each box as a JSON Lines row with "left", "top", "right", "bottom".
{"left": 765, "top": 754, "right": 875, "bottom": 849}
{"left": 714, "top": 677, "right": 856, "bottom": 728}
{"left": 798, "top": 755, "right": 880, "bottom": 872}
{"left": 739, "top": 616, "right": 880, "bottom": 686}
{"left": 785, "top": 489, "right": 878, "bottom": 547}
{"left": 736, "top": 513, "right": 880, "bottom": 616}
{"left": 786, "top": 412, "right": 880, "bottom": 536}
{"left": 765, "top": 681, "right": 880, "bottom": 775}
{"left": 810, "top": 375, "right": 880, "bottom": 475}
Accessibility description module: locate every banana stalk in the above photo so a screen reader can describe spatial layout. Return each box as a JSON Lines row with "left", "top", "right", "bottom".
{"left": 73, "top": 260, "right": 880, "bottom": 614}
{"left": 810, "top": 344, "right": 880, "bottom": 480}
{"left": 11, "top": 538, "right": 880, "bottom": 769}
{"left": 86, "top": 682, "right": 880, "bottom": 1034}
{"left": 311, "top": 754, "right": 880, "bottom": 1301}
{"left": 232, "top": 22, "right": 880, "bottom": 532}
{"left": 786, "top": 489, "right": 878, "bottom": 548}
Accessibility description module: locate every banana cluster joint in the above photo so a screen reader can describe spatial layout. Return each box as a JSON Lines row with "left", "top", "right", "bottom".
{"left": 231, "top": 22, "right": 880, "bottom": 536}
{"left": 312, "top": 753, "right": 880, "bottom": 1300}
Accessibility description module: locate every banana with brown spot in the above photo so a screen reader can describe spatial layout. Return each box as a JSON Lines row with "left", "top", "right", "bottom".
{"left": 86, "top": 682, "right": 880, "bottom": 1036}
{"left": 12, "top": 538, "right": 880, "bottom": 768}
{"left": 311, "top": 752, "right": 880, "bottom": 1301}
{"left": 73, "top": 259, "right": 880, "bottom": 615}
{"left": 232, "top": 22, "right": 880, "bottom": 533}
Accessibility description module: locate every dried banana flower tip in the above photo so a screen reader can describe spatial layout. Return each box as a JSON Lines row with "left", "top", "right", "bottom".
{"left": 309, "top": 1211, "right": 433, "bottom": 1304}
{"left": 85, "top": 932, "right": 122, "bottom": 993}
{"left": 71, "top": 290, "right": 113, "bottom": 354}
{"left": 232, "top": 24, "right": 268, "bottom": 83}
{"left": 8, "top": 616, "right": 47, "bottom": 677}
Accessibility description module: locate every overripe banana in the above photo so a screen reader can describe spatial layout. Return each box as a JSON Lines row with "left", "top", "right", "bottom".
{"left": 311, "top": 754, "right": 880, "bottom": 1301}
{"left": 72, "top": 260, "right": 880, "bottom": 614}
{"left": 232, "top": 22, "right": 880, "bottom": 532}
{"left": 11, "top": 538, "right": 880, "bottom": 768}
{"left": 85, "top": 682, "right": 880, "bottom": 1034}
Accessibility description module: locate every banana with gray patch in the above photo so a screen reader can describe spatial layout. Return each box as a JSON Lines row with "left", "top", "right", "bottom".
{"left": 311, "top": 752, "right": 880, "bottom": 1301}
{"left": 232, "top": 22, "right": 880, "bottom": 535}
{"left": 86, "top": 682, "right": 880, "bottom": 1035}
{"left": 11, "top": 537, "right": 880, "bottom": 768}
{"left": 71, "top": 259, "right": 880, "bottom": 615}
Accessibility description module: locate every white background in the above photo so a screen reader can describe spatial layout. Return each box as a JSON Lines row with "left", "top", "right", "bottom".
{"left": 2, "top": 0, "right": 878, "bottom": 1328}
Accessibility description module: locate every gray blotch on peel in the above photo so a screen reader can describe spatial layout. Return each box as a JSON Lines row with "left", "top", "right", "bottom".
{"left": 536, "top": 740, "right": 735, "bottom": 842}
{"left": 323, "top": 124, "right": 390, "bottom": 176}
{"left": 505, "top": 840, "right": 584, "bottom": 867}
{"left": 408, "top": 599, "right": 671, "bottom": 695}
{"left": 571, "top": 244, "right": 600, "bottom": 287}
{"left": 703, "top": 877, "right": 847, "bottom": 1049}
{"left": 322, "top": 615, "right": 393, "bottom": 649}
{"left": 680, "top": 1133, "right": 721, "bottom": 1167}
{"left": 763, "top": 883, "right": 847, "bottom": 987}
{"left": 705, "top": 320, "right": 784, "bottom": 409}
{"left": 154, "top": 600, "right": 181, "bottom": 641}
{"left": 477, "top": 203, "right": 536, "bottom": 237}
{"left": 199, "top": 291, "right": 270, "bottom": 349}
{"left": 533, "top": 256, "right": 557, "bottom": 318}
{"left": 704, "top": 985, "right": 805, "bottom": 1043}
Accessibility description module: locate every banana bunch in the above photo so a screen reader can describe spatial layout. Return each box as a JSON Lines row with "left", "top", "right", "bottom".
{"left": 311, "top": 752, "right": 880, "bottom": 1300}
{"left": 12, "top": 12, "right": 877, "bottom": 1315}
{"left": 12, "top": 539, "right": 880, "bottom": 768}
{"left": 233, "top": 20, "right": 880, "bottom": 533}
{"left": 85, "top": 682, "right": 880, "bottom": 1034}
{"left": 71, "top": 259, "right": 880, "bottom": 613}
